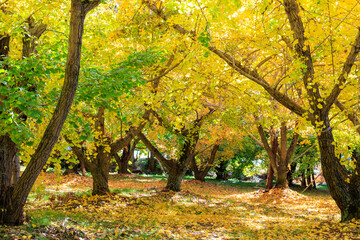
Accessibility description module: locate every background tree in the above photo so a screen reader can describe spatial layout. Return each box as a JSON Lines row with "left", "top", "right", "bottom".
{"left": 144, "top": 0, "right": 360, "bottom": 222}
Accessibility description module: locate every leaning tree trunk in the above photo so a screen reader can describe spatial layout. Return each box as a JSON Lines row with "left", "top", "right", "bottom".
{"left": 1, "top": 0, "right": 101, "bottom": 225}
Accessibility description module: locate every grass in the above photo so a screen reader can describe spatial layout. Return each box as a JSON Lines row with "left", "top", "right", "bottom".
{"left": 1, "top": 173, "right": 358, "bottom": 240}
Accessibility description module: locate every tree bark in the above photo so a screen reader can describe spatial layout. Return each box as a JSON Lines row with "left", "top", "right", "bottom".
{"left": 317, "top": 119, "right": 360, "bottom": 222}
{"left": 264, "top": 162, "right": 274, "bottom": 192}
{"left": 0, "top": 135, "right": 18, "bottom": 223}
{"left": 215, "top": 160, "right": 229, "bottom": 180}
{"left": 1, "top": 0, "right": 100, "bottom": 225}
{"left": 91, "top": 158, "right": 110, "bottom": 195}
{"left": 147, "top": 152, "right": 156, "bottom": 173}
{"left": 258, "top": 123, "right": 299, "bottom": 190}
{"left": 22, "top": 16, "right": 47, "bottom": 58}
{"left": 166, "top": 168, "right": 187, "bottom": 191}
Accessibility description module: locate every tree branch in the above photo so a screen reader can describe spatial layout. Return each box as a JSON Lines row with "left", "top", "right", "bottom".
{"left": 136, "top": 132, "right": 173, "bottom": 169}
{"left": 324, "top": 29, "right": 360, "bottom": 111}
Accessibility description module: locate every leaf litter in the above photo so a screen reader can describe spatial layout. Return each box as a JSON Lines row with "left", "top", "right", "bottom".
{"left": 2, "top": 173, "right": 360, "bottom": 239}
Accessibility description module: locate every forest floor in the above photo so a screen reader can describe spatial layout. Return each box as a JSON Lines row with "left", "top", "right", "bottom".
{"left": 1, "top": 173, "right": 359, "bottom": 239}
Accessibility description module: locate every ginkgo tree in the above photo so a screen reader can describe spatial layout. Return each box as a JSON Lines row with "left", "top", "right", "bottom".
{"left": 143, "top": 0, "right": 360, "bottom": 221}
{"left": 0, "top": 0, "right": 101, "bottom": 225}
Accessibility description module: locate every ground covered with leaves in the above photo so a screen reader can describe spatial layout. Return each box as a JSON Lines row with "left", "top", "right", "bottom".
{"left": 1, "top": 173, "right": 359, "bottom": 239}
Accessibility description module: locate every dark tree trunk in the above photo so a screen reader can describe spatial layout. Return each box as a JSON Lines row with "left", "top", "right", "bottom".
{"left": 148, "top": 152, "right": 156, "bottom": 173}
{"left": 306, "top": 170, "right": 312, "bottom": 190}
{"left": 165, "top": 137, "right": 196, "bottom": 191}
{"left": 287, "top": 163, "right": 297, "bottom": 187}
{"left": 0, "top": 135, "right": 19, "bottom": 223}
{"left": 193, "top": 169, "right": 206, "bottom": 182}
{"left": 114, "top": 143, "right": 131, "bottom": 174}
{"left": 1, "top": 0, "right": 101, "bottom": 225}
{"left": 91, "top": 106, "right": 111, "bottom": 195}
{"left": 317, "top": 118, "right": 360, "bottom": 222}
{"left": 166, "top": 168, "right": 187, "bottom": 191}
{"left": 137, "top": 109, "right": 214, "bottom": 192}
{"left": 92, "top": 163, "right": 109, "bottom": 195}
{"left": 215, "top": 160, "right": 228, "bottom": 180}
{"left": 312, "top": 173, "right": 316, "bottom": 189}
{"left": 301, "top": 172, "right": 306, "bottom": 188}
{"left": 80, "top": 160, "right": 86, "bottom": 176}
{"left": 275, "top": 169, "right": 288, "bottom": 188}
{"left": 0, "top": 34, "right": 10, "bottom": 65}
{"left": 264, "top": 162, "right": 274, "bottom": 192}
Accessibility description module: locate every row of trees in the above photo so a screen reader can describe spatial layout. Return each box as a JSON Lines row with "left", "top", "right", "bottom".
{"left": 1, "top": 0, "right": 360, "bottom": 224}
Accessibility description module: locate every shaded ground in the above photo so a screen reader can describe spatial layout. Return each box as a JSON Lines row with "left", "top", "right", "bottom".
{"left": 1, "top": 173, "right": 359, "bottom": 239}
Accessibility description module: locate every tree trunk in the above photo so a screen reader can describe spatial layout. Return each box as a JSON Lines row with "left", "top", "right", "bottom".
{"left": 306, "top": 171, "right": 312, "bottom": 190}
{"left": 193, "top": 169, "right": 206, "bottom": 182}
{"left": 312, "top": 173, "right": 316, "bottom": 189}
{"left": 166, "top": 168, "right": 187, "bottom": 191}
{"left": 275, "top": 168, "right": 288, "bottom": 188}
{"left": 114, "top": 143, "right": 131, "bottom": 174}
{"left": 215, "top": 160, "right": 229, "bottom": 180}
{"left": 301, "top": 172, "right": 306, "bottom": 188}
{"left": 264, "top": 162, "right": 274, "bottom": 192}
{"left": 191, "top": 144, "right": 219, "bottom": 182}
{"left": 148, "top": 152, "right": 156, "bottom": 173}
{"left": 1, "top": 0, "right": 100, "bottom": 225}
{"left": 92, "top": 164, "right": 109, "bottom": 195}
{"left": 317, "top": 118, "right": 360, "bottom": 222}
{"left": 0, "top": 135, "right": 19, "bottom": 223}
{"left": 80, "top": 160, "right": 86, "bottom": 176}
{"left": 287, "top": 163, "right": 297, "bottom": 187}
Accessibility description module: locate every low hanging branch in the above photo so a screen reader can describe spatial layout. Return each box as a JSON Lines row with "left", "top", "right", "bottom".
{"left": 288, "top": 144, "right": 316, "bottom": 165}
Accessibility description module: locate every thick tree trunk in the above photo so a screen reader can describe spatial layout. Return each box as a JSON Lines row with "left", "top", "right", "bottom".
{"left": 193, "top": 169, "right": 206, "bottom": 182}
{"left": 92, "top": 165, "right": 109, "bottom": 195}
{"left": 1, "top": 0, "right": 100, "bottom": 225}
{"left": 166, "top": 168, "right": 187, "bottom": 191}
{"left": 275, "top": 168, "right": 288, "bottom": 188}
{"left": 317, "top": 118, "right": 360, "bottom": 222}
{"left": 0, "top": 135, "right": 19, "bottom": 223}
